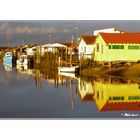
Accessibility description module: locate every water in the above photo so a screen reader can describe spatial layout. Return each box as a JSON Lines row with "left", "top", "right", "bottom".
{"left": 0, "top": 63, "right": 140, "bottom": 119}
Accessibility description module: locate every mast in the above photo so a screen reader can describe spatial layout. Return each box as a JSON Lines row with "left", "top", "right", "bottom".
{"left": 70, "top": 35, "right": 74, "bottom": 67}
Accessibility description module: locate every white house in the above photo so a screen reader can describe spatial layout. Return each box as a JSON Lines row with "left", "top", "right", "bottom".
{"left": 41, "top": 43, "right": 67, "bottom": 55}
{"left": 93, "top": 28, "right": 125, "bottom": 36}
{"left": 77, "top": 78, "right": 94, "bottom": 102}
{"left": 26, "top": 45, "right": 38, "bottom": 56}
{"left": 78, "top": 35, "right": 96, "bottom": 59}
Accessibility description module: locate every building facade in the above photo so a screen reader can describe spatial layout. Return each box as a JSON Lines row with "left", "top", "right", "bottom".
{"left": 93, "top": 28, "right": 124, "bottom": 36}
{"left": 78, "top": 35, "right": 96, "bottom": 60}
{"left": 94, "top": 33, "right": 140, "bottom": 63}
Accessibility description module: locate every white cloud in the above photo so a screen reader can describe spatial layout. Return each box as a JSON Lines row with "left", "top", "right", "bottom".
{"left": 0, "top": 23, "right": 59, "bottom": 35}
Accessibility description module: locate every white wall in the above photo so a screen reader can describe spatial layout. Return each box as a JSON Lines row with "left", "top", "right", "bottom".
{"left": 94, "top": 28, "right": 123, "bottom": 36}
{"left": 78, "top": 39, "right": 94, "bottom": 59}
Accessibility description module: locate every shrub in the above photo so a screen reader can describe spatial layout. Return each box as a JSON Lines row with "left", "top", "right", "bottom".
{"left": 80, "top": 57, "right": 94, "bottom": 70}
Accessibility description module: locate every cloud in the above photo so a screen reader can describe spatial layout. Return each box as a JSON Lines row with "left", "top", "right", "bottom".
{"left": 5, "top": 26, "right": 58, "bottom": 35}
{"left": 0, "top": 23, "right": 9, "bottom": 31}
{"left": 0, "top": 23, "right": 72, "bottom": 35}
{"left": 61, "top": 28, "right": 71, "bottom": 33}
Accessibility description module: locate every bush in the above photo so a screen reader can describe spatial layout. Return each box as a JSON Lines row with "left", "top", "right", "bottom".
{"left": 80, "top": 57, "right": 94, "bottom": 70}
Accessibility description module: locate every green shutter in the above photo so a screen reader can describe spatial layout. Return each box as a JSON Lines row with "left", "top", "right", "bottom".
{"left": 112, "top": 45, "right": 124, "bottom": 49}
{"left": 128, "top": 45, "right": 140, "bottom": 49}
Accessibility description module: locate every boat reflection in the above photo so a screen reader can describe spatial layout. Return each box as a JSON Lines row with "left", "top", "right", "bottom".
{"left": 78, "top": 77, "right": 140, "bottom": 112}
{"left": 3, "top": 61, "right": 15, "bottom": 72}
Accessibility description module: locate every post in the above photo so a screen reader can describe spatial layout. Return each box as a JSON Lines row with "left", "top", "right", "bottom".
{"left": 70, "top": 48, "right": 72, "bottom": 67}
{"left": 36, "top": 45, "right": 41, "bottom": 64}
{"left": 108, "top": 62, "right": 112, "bottom": 69}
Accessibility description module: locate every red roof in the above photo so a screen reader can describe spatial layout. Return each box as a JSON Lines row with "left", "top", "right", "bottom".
{"left": 80, "top": 93, "right": 94, "bottom": 102}
{"left": 100, "top": 33, "right": 140, "bottom": 44}
{"left": 81, "top": 35, "right": 96, "bottom": 44}
{"left": 100, "top": 102, "right": 140, "bottom": 112}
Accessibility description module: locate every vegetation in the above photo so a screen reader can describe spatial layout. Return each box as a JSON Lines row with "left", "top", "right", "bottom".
{"left": 35, "top": 52, "right": 58, "bottom": 78}
{"left": 80, "top": 57, "right": 94, "bottom": 70}
{"left": 80, "top": 63, "right": 140, "bottom": 83}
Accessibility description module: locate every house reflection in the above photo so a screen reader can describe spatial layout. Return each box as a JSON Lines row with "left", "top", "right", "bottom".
{"left": 78, "top": 77, "right": 140, "bottom": 112}
{"left": 16, "top": 65, "right": 68, "bottom": 88}
{"left": 77, "top": 78, "right": 94, "bottom": 102}
{"left": 94, "top": 77, "right": 140, "bottom": 112}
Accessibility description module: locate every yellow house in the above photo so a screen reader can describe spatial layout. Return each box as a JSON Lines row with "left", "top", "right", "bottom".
{"left": 94, "top": 33, "right": 140, "bottom": 63}
{"left": 94, "top": 77, "right": 140, "bottom": 111}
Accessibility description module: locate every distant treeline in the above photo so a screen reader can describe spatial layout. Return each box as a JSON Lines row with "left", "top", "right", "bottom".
{"left": 0, "top": 46, "right": 13, "bottom": 50}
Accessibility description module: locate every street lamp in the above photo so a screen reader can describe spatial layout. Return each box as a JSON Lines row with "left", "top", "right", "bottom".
{"left": 74, "top": 27, "right": 79, "bottom": 44}
{"left": 48, "top": 34, "right": 52, "bottom": 44}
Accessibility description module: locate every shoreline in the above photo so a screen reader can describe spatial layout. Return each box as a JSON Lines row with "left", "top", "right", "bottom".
{"left": 80, "top": 63, "right": 140, "bottom": 83}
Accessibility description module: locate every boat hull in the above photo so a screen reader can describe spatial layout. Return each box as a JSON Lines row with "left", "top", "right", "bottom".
{"left": 3, "top": 56, "right": 15, "bottom": 61}
{"left": 58, "top": 66, "right": 79, "bottom": 73}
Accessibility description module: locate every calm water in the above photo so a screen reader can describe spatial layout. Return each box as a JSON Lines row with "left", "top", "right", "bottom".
{"left": 0, "top": 63, "right": 140, "bottom": 118}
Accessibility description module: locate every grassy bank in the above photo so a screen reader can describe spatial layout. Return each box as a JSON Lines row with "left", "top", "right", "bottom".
{"left": 80, "top": 63, "right": 140, "bottom": 83}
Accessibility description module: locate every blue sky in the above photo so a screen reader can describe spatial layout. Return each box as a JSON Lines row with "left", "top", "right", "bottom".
{"left": 0, "top": 20, "right": 140, "bottom": 46}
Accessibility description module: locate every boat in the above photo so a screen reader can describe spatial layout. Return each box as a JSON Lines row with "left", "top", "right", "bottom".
{"left": 58, "top": 66, "right": 79, "bottom": 73}
{"left": 58, "top": 36, "right": 79, "bottom": 73}
{"left": 16, "top": 54, "right": 28, "bottom": 65}
{"left": 3, "top": 52, "right": 16, "bottom": 62}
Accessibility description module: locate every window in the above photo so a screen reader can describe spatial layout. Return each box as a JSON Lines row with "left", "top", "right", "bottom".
{"left": 96, "top": 43, "right": 99, "bottom": 52}
{"left": 101, "top": 45, "right": 103, "bottom": 53}
{"left": 128, "top": 45, "right": 140, "bottom": 49}
{"left": 108, "top": 45, "right": 111, "bottom": 49}
{"left": 109, "top": 96, "right": 124, "bottom": 100}
{"left": 112, "top": 45, "right": 124, "bottom": 49}
{"left": 84, "top": 47, "right": 86, "bottom": 53}
{"left": 97, "top": 91, "right": 99, "bottom": 100}
{"left": 128, "top": 96, "right": 140, "bottom": 100}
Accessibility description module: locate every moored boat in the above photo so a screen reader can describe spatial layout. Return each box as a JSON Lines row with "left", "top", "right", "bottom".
{"left": 58, "top": 66, "right": 79, "bottom": 73}
{"left": 16, "top": 54, "right": 28, "bottom": 65}
{"left": 3, "top": 52, "right": 16, "bottom": 62}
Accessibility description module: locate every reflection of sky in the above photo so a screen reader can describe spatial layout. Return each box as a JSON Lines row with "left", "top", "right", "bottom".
{"left": 0, "top": 64, "right": 140, "bottom": 118}
{"left": 1, "top": 20, "right": 140, "bottom": 46}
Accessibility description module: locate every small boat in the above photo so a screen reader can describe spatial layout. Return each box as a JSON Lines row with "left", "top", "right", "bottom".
{"left": 3, "top": 52, "right": 16, "bottom": 62}
{"left": 58, "top": 37, "right": 79, "bottom": 73}
{"left": 58, "top": 66, "right": 79, "bottom": 73}
{"left": 16, "top": 55, "right": 28, "bottom": 65}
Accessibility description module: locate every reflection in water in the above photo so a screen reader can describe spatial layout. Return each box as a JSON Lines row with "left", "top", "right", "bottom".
{"left": 1, "top": 62, "right": 140, "bottom": 118}
{"left": 3, "top": 61, "right": 13, "bottom": 72}
{"left": 94, "top": 77, "right": 140, "bottom": 112}
{"left": 78, "top": 77, "right": 140, "bottom": 112}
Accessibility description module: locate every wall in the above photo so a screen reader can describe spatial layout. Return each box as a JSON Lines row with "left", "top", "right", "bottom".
{"left": 78, "top": 39, "right": 94, "bottom": 59}
{"left": 94, "top": 28, "right": 123, "bottom": 36}
{"left": 94, "top": 35, "right": 140, "bottom": 62}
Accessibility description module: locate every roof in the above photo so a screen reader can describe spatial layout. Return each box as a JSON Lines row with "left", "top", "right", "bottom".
{"left": 42, "top": 43, "right": 67, "bottom": 48}
{"left": 81, "top": 35, "right": 96, "bottom": 45}
{"left": 61, "top": 42, "right": 77, "bottom": 48}
{"left": 100, "top": 102, "right": 140, "bottom": 112}
{"left": 100, "top": 33, "right": 140, "bottom": 44}
{"left": 80, "top": 93, "right": 94, "bottom": 102}
{"left": 94, "top": 28, "right": 125, "bottom": 34}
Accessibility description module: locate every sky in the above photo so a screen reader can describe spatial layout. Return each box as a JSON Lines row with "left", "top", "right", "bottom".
{"left": 0, "top": 20, "right": 140, "bottom": 47}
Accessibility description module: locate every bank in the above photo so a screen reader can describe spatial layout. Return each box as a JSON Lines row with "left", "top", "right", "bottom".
{"left": 80, "top": 63, "right": 140, "bottom": 83}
